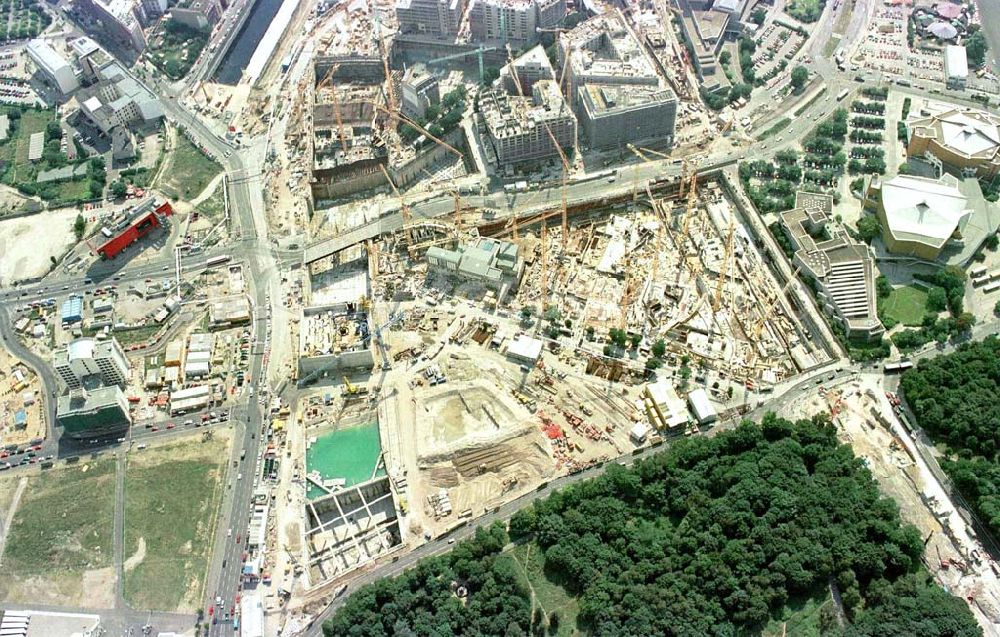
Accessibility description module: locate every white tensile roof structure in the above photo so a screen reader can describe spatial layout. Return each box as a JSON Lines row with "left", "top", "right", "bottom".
{"left": 879, "top": 174, "right": 972, "bottom": 249}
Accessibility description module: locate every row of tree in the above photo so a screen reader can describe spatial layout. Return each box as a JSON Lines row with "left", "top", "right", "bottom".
{"left": 325, "top": 415, "right": 980, "bottom": 636}
{"left": 901, "top": 337, "right": 1000, "bottom": 542}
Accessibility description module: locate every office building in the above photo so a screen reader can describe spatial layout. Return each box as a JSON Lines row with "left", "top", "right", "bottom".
{"left": 558, "top": 13, "right": 676, "bottom": 148}
{"left": 469, "top": 0, "right": 538, "bottom": 47}
{"left": 73, "top": 0, "right": 167, "bottom": 51}
{"left": 26, "top": 39, "right": 79, "bottom": 95}
{"left": 396, "top": 0, "right": 465, "bottom": 38}
{"left": 169, "top": 0, "right": 224, "bottom": 30}
{"left": 53, "top": 337, "right": 130, "bottom": 390}
{"left": 400, "top": 64, "right": 440, "bottom": 119}
{"left": 76, "top": 61, "right": 164, "bottom": 135}
{"left": 57, "top": 385, "right": 132, "bottom": 438}
{"left": 779, "top": 192, "right": 883, "bottom": 340}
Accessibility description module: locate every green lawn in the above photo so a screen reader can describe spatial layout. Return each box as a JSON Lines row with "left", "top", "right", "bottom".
{"left": 509, "top": 543, "right": 581, "bottom": 637}
{"left": 155, "top": 132, "right": 221, "bottom": 202}
{"left": 882, "top": 285, "right": 929, "bottom": 327}
{"left": 0, "top": 106, "right": 99, "bottom": 205}
{"left": 0, "top": 459, "right": 116, "bottom": 599}
{"left": 123, "top": 438, "right": 228, "bottom": 611}
{"left": 763, "top": 592, "right": 833, "bottom": 637}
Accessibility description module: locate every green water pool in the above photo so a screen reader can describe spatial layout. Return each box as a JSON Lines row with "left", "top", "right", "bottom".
{"left": 306, "top": 422, "right": 384, "bottom": 500}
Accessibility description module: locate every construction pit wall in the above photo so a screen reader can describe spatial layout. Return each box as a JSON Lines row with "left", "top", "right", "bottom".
{"left": 296, "top": 246, "right": 376, "bottom": 382}
{"left": 303, "top": 473, "right": 403, "bottom": 588}
{"left": 308, "top": 55, "right": 476, "bottom": 203}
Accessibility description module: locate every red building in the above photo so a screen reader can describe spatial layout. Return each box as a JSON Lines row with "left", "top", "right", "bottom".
{"left": 96, "top": 199, "right": 173, "bottom": 260}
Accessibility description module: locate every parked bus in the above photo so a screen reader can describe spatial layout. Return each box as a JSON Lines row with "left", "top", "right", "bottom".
{"left": 970, "top": 266, "right": 988, "bottom": 280}
{"left": 836, "top": 89, "right": 850, "bottom": 101}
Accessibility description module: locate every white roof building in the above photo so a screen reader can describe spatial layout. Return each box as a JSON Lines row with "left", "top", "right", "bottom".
{"left": 944, "top": 45, "right": 968, "bottom": 83}
{"left": 27, "top": 132, "right": 44, "bottom": 161}
{"left": 687, "top": 388, "right": 717, "bottom": 424}
{"left": 506, "top": 334, "right": 544, "bottom": 364}
{"left": 26, "top": 39, "right": 79, "bottom": 95}
{"left": 878, "top": 174, "right": 973, "bottom": 250}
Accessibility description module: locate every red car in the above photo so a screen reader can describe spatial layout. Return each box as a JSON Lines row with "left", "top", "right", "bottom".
{"left": 0, "top": 451, "right": 8, "bottom": 459}
{"left": 31, "top": 445, "right": 42, "bottom": 451}
{"left": 151, "top": 427, "right": 159, "bottom": 432}
{"left": 166, "top": 423, "right": 176, "bottom": 430}
{"left": 236, "top": 534, "right": 241, "bottom": 544}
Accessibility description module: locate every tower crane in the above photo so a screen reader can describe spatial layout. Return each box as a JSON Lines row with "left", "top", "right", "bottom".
{"left": 426, "top": 46, "right": 497, "bottom": 84}
{"left": 379, "top": 164, "right": 412, "bottom": 248}
{"left": 713, "top": 215, "right": 736, "bottom": 313}
{"left": 507, "top": 44, "right": 571, "bottom": 252}
{"left": 317, "top": 63, "right": 348, "bottom": 153}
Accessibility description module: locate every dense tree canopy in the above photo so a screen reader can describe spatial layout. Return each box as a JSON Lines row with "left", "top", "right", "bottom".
{"left": 901, "top": 337, "right": 1000, "bottom": 541}
{"left": 325, "top": 416, "right": 978, "bottom": 636}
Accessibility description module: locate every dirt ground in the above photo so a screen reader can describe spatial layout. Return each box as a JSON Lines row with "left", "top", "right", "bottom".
{"left": 0, "top": 206, "right": 78, "bottom": 284}
{"left": 0, "top": 347, "right": 44, "bottom": 447}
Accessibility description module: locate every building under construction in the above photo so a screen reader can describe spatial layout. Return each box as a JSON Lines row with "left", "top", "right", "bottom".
{"left": 478, "top": 79, "right": 576, "bottom": 168}
{"left": 558, "top": 12, "right": 678, "bottom": 149}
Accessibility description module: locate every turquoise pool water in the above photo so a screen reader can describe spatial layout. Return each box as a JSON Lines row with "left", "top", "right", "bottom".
{"left": 306, "top": 422, "right": 384, "bottom": 500}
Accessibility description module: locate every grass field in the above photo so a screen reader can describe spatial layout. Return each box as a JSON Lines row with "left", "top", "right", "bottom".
{"left": 0, "top": 107, "right": 51, "bottom": 181}
{"left": 786, "top": 0, "right": 824, "bottom": 22}
{"left": 0, "top": 459, "right": 116, "bottom": 602}
{"left": 762, "top": 592, "right": 832, "bottom": 637}
{"left": 114, "top": 323, "right": 162, "bottom": 347}
{"left": 195, "top": 183, "right": 225, "bottom": 220}
{"left": 758, "top": 117, "right": 791, "bottom": 141}
{"left": 881, "top": 285, "right": 929, "bottom": 327}
{"left": 123, "top": 436, "right": 228, "bottom": 611}
{"left": 154, "top": 132, "right": 221, "bottom": 202}
{"left": 509, "top": 543, "right": 581, "bottom": 637}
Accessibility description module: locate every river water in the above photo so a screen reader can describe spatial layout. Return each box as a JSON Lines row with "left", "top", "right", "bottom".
{"left": 213, "top": 0, "right": 285, "bottom": 85}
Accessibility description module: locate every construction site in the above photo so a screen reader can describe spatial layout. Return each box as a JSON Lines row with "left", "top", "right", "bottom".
{"left": 283, "top": 157, "right": 837, "bottom": 599}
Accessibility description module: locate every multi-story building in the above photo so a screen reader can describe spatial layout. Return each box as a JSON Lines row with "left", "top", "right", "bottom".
{"left": 907, "top": 106, "right": 1000, "bottom": 180}
{"left": 578, "top": 84, "right": 677, "bottom": 149}
{"left": 534, "top": 0, "right": 565, "bottom": 28}
{"left": 558, "top": 14, "right": 677, "bottom": 149}
{"left": 57, "top": 385, "right": 132, "bottom": 439}
{"left": 25, "top": 39, "right": 79, "bottom": 95}
{"left": 73, "top": 0, "right": 167, "bottom": 51}
{"left": 53, "top": 337, "right": 130, "bottom": 391}
{"left": 396, "top": 0, "right": 465, "bottom": 38}
{"left": 779, "top": 193, "right": 884, "bottom": 341}
{"left": 501, "top": 44, "right": 553, "bottom": 95}
{"left": 400, "top": 64, "right": 440, "bottom": 119}
{"left": 169, "top": 0, "right": 224, "bottom": 30}
{"left": 469, "top": 0, "right": 538, "bottom": 47}
{"left": 479, "top": 78, "right": 576, "bottom": 167}
{"left": 76, "top": 61, "right": 164, "bottom": 135}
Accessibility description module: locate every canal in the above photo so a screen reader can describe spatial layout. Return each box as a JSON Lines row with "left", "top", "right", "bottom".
{"left": 213, "top": 0, "right": 285, "bottom": 85}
